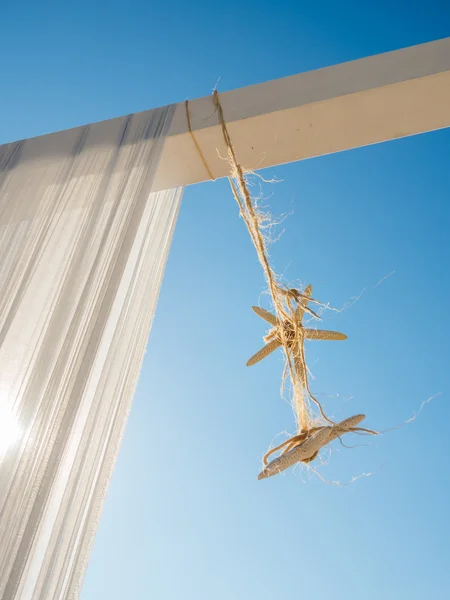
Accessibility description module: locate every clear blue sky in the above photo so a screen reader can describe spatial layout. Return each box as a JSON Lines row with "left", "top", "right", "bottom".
{"left": 1, "top": 2, "right": 450, "bottom": 599}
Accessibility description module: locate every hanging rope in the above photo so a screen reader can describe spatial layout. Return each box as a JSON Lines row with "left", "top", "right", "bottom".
{"left": 185, "top": 91, "right": 377, "bottom": 476}
{"left": 212, "top": 90, "right": 333, "bottom": 430}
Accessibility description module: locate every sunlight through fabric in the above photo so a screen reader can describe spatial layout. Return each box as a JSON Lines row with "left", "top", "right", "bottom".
{"left": 0, "top": 106, "right": 182, "bottom": 599}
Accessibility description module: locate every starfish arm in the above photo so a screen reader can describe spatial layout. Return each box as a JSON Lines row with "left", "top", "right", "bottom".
{"left": 258, "top": 415, "right": 367, "bottom": 480}
{"left": 337, "top": 414, "right": 365, "bottom": 429}
{"left": 322, "top": 414, "right": 367, "bottom": 450}
{"left": 330, "top": 414, "right": 366, "bottom": 441}
{"left": 303, "top": 328, "right": 347, "bottom": 341}
{"left": 301, "top": 450, "right": 319, "bottom": 464}
{"left": 294, "top": 284, "right": 312, "bottom": 323}
{"left": 262, "top": 432, "right": 309, "bottom": 466}
{"left": 246, "top": 339, "right": 281, "bottom": 366}
{"left": 258, "top": 427, "right": 332, "bottom": 480}
{"left": 251, "top": 306, "right": 279, "bottom": 327}
{"left": 264, "top": 427, "right": 323, "bottom": 465}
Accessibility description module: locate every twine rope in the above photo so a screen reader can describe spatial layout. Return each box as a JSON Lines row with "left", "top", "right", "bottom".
{"left": 212, "top": 89, "right": 333, "bottom": 436}
{"left": 186, "top": 90, "right": 377, "bottom": 473}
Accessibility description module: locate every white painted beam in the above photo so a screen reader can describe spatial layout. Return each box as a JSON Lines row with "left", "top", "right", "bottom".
{"left": 155, "top": 36, "right": 450, "bottom": 190}
{"left": 3, "top": 37, "right": 450, "bottom": 192}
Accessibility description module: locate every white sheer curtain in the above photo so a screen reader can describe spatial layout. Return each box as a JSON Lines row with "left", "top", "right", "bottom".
{"left": 0, "top": 106, "right": 182, "bottom": 599}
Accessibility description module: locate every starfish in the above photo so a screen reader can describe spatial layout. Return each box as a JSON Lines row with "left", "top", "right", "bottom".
{"left": 246, "top": 285, "right": 347, "bottom": 382}
{"left": 258, "top": 414, "right": 367, "bottom": 480}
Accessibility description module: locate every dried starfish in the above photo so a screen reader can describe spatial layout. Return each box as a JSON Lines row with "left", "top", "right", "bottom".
{"left": 246, "top": 285, "right": 347, "bottom": 380}
{"left": 258, "top": 414, "right": 368, "bottom": 480}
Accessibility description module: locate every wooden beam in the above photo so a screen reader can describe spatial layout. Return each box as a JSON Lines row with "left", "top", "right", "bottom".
{"left": 3, "top": 37, "right": 450, "bottom": 192}
{"left": 154, "top": 36, "right": 450, "bottom": 190}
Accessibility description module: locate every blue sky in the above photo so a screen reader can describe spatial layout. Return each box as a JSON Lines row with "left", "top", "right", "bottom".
{"left": 1, "top": 2, "right": 450, "bottom": 599}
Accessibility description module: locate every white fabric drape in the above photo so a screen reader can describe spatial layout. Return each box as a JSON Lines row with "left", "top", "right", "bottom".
{"left": 0, "top": 106, "right": 182, "bottom": 599}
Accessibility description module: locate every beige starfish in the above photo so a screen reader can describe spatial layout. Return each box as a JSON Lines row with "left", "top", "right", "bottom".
{"left": 258, "top": 414, "right": 367, "bottom": 480}
{"left": 246, "top": 285, "right": 347, "bottom": 381}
